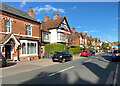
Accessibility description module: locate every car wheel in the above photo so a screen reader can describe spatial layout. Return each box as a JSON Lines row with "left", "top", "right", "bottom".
{"left": 62, "top": 58, "right": 65, "bottom": 63}
{"left": 70, "top": 57, "right": 73, "bottom": 61}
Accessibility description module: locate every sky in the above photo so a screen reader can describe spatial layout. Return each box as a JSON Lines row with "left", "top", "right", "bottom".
{"left": 2, "top": 2, "right": 118, "bottom": 42}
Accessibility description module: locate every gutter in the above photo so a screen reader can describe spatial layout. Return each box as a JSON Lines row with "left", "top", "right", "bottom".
{"left": 113, "top": 62, "right": 119, "bottom": 86}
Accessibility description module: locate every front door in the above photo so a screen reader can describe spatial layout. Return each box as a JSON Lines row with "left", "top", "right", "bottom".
{"left": 5, "top": 45, "right": 11, "bottom": 59}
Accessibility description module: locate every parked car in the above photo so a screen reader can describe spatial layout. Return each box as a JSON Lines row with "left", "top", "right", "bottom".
{"left": 0, "top": 53, "right": 7, "bottom": 67}
{"left": 112, "top": 49, "right": 120, "bottom": 61}
{"left": 104, "top": 49, "right": 108, "bottom": 52}
{"left": 80, "top": 48, "right": 87, "bottom": 53}
{"left": 89, "top": 50, "right": 95, "bottom": 56}
{"left": 52, "top": 52, "right": 73, "bottom": 63}
{"left": 80, "top": 50, "right": 91, "bottom": 57}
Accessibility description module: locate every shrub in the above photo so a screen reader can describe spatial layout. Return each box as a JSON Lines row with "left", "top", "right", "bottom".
{"left": 45, "top": 44, "right": 65, "bottom": 54}
{"left": 69, "top": 47, "right": 81, "bottom": 55}
{"left": 87, "top": 47, "right": 94, "bottom": 50}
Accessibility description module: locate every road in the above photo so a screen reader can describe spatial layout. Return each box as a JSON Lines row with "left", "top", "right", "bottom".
{"left": 2, "top": 52, "right": 116, "bottom": 85}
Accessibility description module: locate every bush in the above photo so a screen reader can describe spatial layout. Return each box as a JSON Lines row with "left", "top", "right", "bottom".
{"left": 45, "top": 44, "right": 65, "bottom": 54}
{"left": 65, "top": 46, "right": 69, "bottom": 52}
{"left": 69, "top": 47, "right": 81, "bottom": 55}
{"left": 87, "top": 47, "right": 94, "bottom": 50}
{"left": 71, "top": 46, "right": 81, "bottom": 48}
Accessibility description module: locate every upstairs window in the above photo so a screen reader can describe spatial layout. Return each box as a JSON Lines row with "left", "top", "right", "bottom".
{"left": 5, "top": 20, "right": 11, "bottom": 33}
{"left": 26, "top": 25, "right": 32, "bottom": 36}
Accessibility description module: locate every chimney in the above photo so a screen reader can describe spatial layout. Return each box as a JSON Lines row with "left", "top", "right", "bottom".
{"left": 72, "top": 27, "right": 75, "bottom": 33}
{"left": 85, "top": 33, "right": 87, "bottom": 36}
{"left": 81, "top": 32, "right": 83, "bottom": 35}
{"left": 90, "top": 35, "right": 92, "bottom": 38}
{"left": 44, "top": 15, "right": 49, "bottom": 22}
{"left": 81, "top": 32, "right": 83, "bottom": 36}
{"left": 53, "top": 12, "right": 59, "bottom": 20}
{"left": 28, "top": 6, "right": 33, "bottom": 18}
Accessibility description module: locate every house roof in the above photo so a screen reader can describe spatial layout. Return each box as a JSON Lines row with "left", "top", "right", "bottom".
{"left": 0, "top": 34, "right": 11, "bottom": 44}
{"left": 41, "top": 16, "right": 70, "bottom": 31}
{"left": 0, "top": 3, "right": 39, "bottom": 23}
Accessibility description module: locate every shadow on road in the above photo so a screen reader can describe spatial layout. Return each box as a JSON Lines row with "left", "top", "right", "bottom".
{"left": 17, "top": 60, "right": 116, "bottom": 85}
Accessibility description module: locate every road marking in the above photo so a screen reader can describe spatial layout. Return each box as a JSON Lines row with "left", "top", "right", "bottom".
{"left": 113, "top": 62, "right": 119, "bottom": 86}
{"left": 96, "top": 57, "right": 99, "bottom": 58}
{"left": 49, "top": 66, "right": 74, "bottom": 77}
{"left": 83, "top": 59, "right": 92, "bottom": 63}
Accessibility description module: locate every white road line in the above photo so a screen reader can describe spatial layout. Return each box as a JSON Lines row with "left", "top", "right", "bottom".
{"left": 113, "top": 62, "right": 119, "bottom": 86}
{"left": 84, "top": 59, "right": 92, "bottom": 63}
{"left": 49, "top": 66, "right": 74, "bottom": 77}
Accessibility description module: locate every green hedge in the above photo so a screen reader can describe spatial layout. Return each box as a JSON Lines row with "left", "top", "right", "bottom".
{"left": 69, "top": 47, "right": 81, "bottom": 55}
{"left": 45, "top": 44, "right": 65, "bottom": 54}
{"left": 87, "top": 47, "right": 95, "bottom": 50}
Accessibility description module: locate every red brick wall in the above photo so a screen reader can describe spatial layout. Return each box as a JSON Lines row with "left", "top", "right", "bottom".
{"left": 0, "top": 11, "right": 41, "bottom": 60}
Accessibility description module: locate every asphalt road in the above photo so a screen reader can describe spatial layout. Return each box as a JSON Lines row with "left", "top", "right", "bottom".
{"left": 2, "top": 52, "right": 116, "bottom": 85}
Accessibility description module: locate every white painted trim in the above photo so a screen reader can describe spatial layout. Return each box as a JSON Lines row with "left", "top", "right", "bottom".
{"left": 0, "top": 32, "right": 40, "bottom": 39}
{"left": 20, "top": 40, "right": 38, "bottom": 57}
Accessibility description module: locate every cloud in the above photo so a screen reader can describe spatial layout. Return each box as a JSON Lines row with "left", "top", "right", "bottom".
{"left": 20, "top": 0, "right": 26, "bottom": 8}
{"left": 33, "top": 5, "right": 65, "bottom": 14}
{"left": 89, "top": 30, "right": 98, "bottom": 33}
{"left": 83, "top": 30, "right": 98, "bottom": 33}
{"left": 71, "top": 6, "right": 77, "bottom": 10}
{"left": 37, "top": 19, "right": 41, "bottom": 22}
{"left": 112, "top": 28, "right": 117, "bottom": 31}
{"left": 84, "top": 31, "right": 88, "bottom": 33}
{"left": 107, "top": 36, "right": 112, "bottom": 40}
{"left": 76, "top": 26, "right": 82, "bottom": 29}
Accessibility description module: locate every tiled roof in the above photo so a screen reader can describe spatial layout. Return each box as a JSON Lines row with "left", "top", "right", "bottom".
{"left": 0, "top": 3, "right": 39, "bottom": 23}
{"left": 0, "top": 34, "right": 11, "bottom": 44}
{"left": 41, "top": 16, "right": 68, "bottom": 31}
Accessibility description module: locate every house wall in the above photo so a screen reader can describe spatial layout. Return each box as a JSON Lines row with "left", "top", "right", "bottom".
{"left": 0, "top": 11, "right": 41, "bottom": 61}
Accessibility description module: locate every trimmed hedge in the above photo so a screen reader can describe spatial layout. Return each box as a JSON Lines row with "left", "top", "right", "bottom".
{"left": 87, "top": 47, "right": 95, "bottom": 50}
{"left": 69, "top": 47, "right": 81, "bottom": 55}
{"left": 45, "top": 44, "right": 65, "bottom": 54}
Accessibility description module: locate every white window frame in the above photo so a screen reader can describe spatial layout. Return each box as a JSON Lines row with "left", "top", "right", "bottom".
{"left": 44, "top": 32, "right": 49, "bottom": 40}
{"left": 20, "top": 40, "right": 38, "bottom": 57}
{"left": 4, "top": 19, "right": 11, "bottom": 33}
{"left": 26, "top": 25, "right": 32, "bottom": 36}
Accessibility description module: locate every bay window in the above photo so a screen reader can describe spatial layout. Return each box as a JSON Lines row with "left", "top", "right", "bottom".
{"left": 21, "top": 40, "right": 38, "bottom": 56}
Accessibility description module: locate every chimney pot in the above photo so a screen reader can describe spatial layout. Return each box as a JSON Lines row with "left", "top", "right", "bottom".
{"left": 72, "top": 27, "right": 75, "bottom": 33}
{"left": 53, "top": 12, "right": 59, "bottom": 20}
{"left": 44, "top": 14, "right": 49, "bottom": 21}
{"left": 28, "top": 6, "right": 33, "bottom": 18}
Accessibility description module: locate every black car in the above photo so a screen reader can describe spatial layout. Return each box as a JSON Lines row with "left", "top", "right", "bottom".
{"left": 0, "top": 53, "right": 7, "bottom": 67}
{"left": 52, "top": 52, "right": 73, "bottom": 63}
{"left": 112, "top": 49, "right": 120, "bottom": 62}
{"left": 89, "top": 50, "right": 95, "bottom": 56}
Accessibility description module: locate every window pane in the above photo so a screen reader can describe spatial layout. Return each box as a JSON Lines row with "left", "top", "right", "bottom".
{"left": 22, "top": 43, "right": 26, "bottom": 54}
{"left": 5, "top": 20, "right": 10, "bottom": 32}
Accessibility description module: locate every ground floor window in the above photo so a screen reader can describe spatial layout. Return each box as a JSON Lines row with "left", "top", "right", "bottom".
{"left": 21, "top": 40, "right": 38, "bottom": 56}
{"left": 41, "top": 47, "right": 43, "bottom": 54}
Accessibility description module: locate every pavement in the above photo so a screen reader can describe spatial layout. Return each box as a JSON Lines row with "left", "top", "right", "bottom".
{"left": 1, "top": 52, "right": 117, "bottom": 85}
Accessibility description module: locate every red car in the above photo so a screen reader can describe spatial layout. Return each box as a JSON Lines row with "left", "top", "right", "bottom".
{"left": 80, "top": 50, "right": 91, "bottom": 57}
{"left": 104, "top": 50, "right": 108, "bottom": 52}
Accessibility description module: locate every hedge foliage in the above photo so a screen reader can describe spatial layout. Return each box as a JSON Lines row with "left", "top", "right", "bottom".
{"left": 69, "top": 47, "right": 81, "bottom": 55}
{"left": 45, "top": 44, "right": 65, "bottom": 54}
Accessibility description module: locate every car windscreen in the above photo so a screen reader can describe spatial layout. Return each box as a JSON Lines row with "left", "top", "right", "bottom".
{"left": 82, "top": 51, "right": 87, "bottom": 53}
{"left": 113, "top": 50, "right": 120, "bottom": 53}
{"left": 54, "top": 52, "right": 62, "bottom": 56}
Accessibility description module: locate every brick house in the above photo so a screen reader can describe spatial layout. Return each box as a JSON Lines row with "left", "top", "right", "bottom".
{"left": 94, "top": 38, "right": 101, "bottom": 49}
{"left": 71, "top": 27, "right": 80, "bottom": 46}
{"left": 40, "top": 12, "right": 71, "bottom": 58}
{"left": 0, "top": 3, "right": 41, "bottom": 61}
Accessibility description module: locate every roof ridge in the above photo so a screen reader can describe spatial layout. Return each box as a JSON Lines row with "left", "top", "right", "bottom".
{"left": 0, "top": 2, "right": 27, "bottom": 14}
{"left": 42, "top": 16, "right": 65, "bottom": 22}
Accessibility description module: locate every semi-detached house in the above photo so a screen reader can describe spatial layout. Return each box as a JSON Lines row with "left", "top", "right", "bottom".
{"left": 40, "top": 12, "right": 71, "bottom": 58}
{"left": 0, "top": 3, "right": 41, "bottom": 61}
